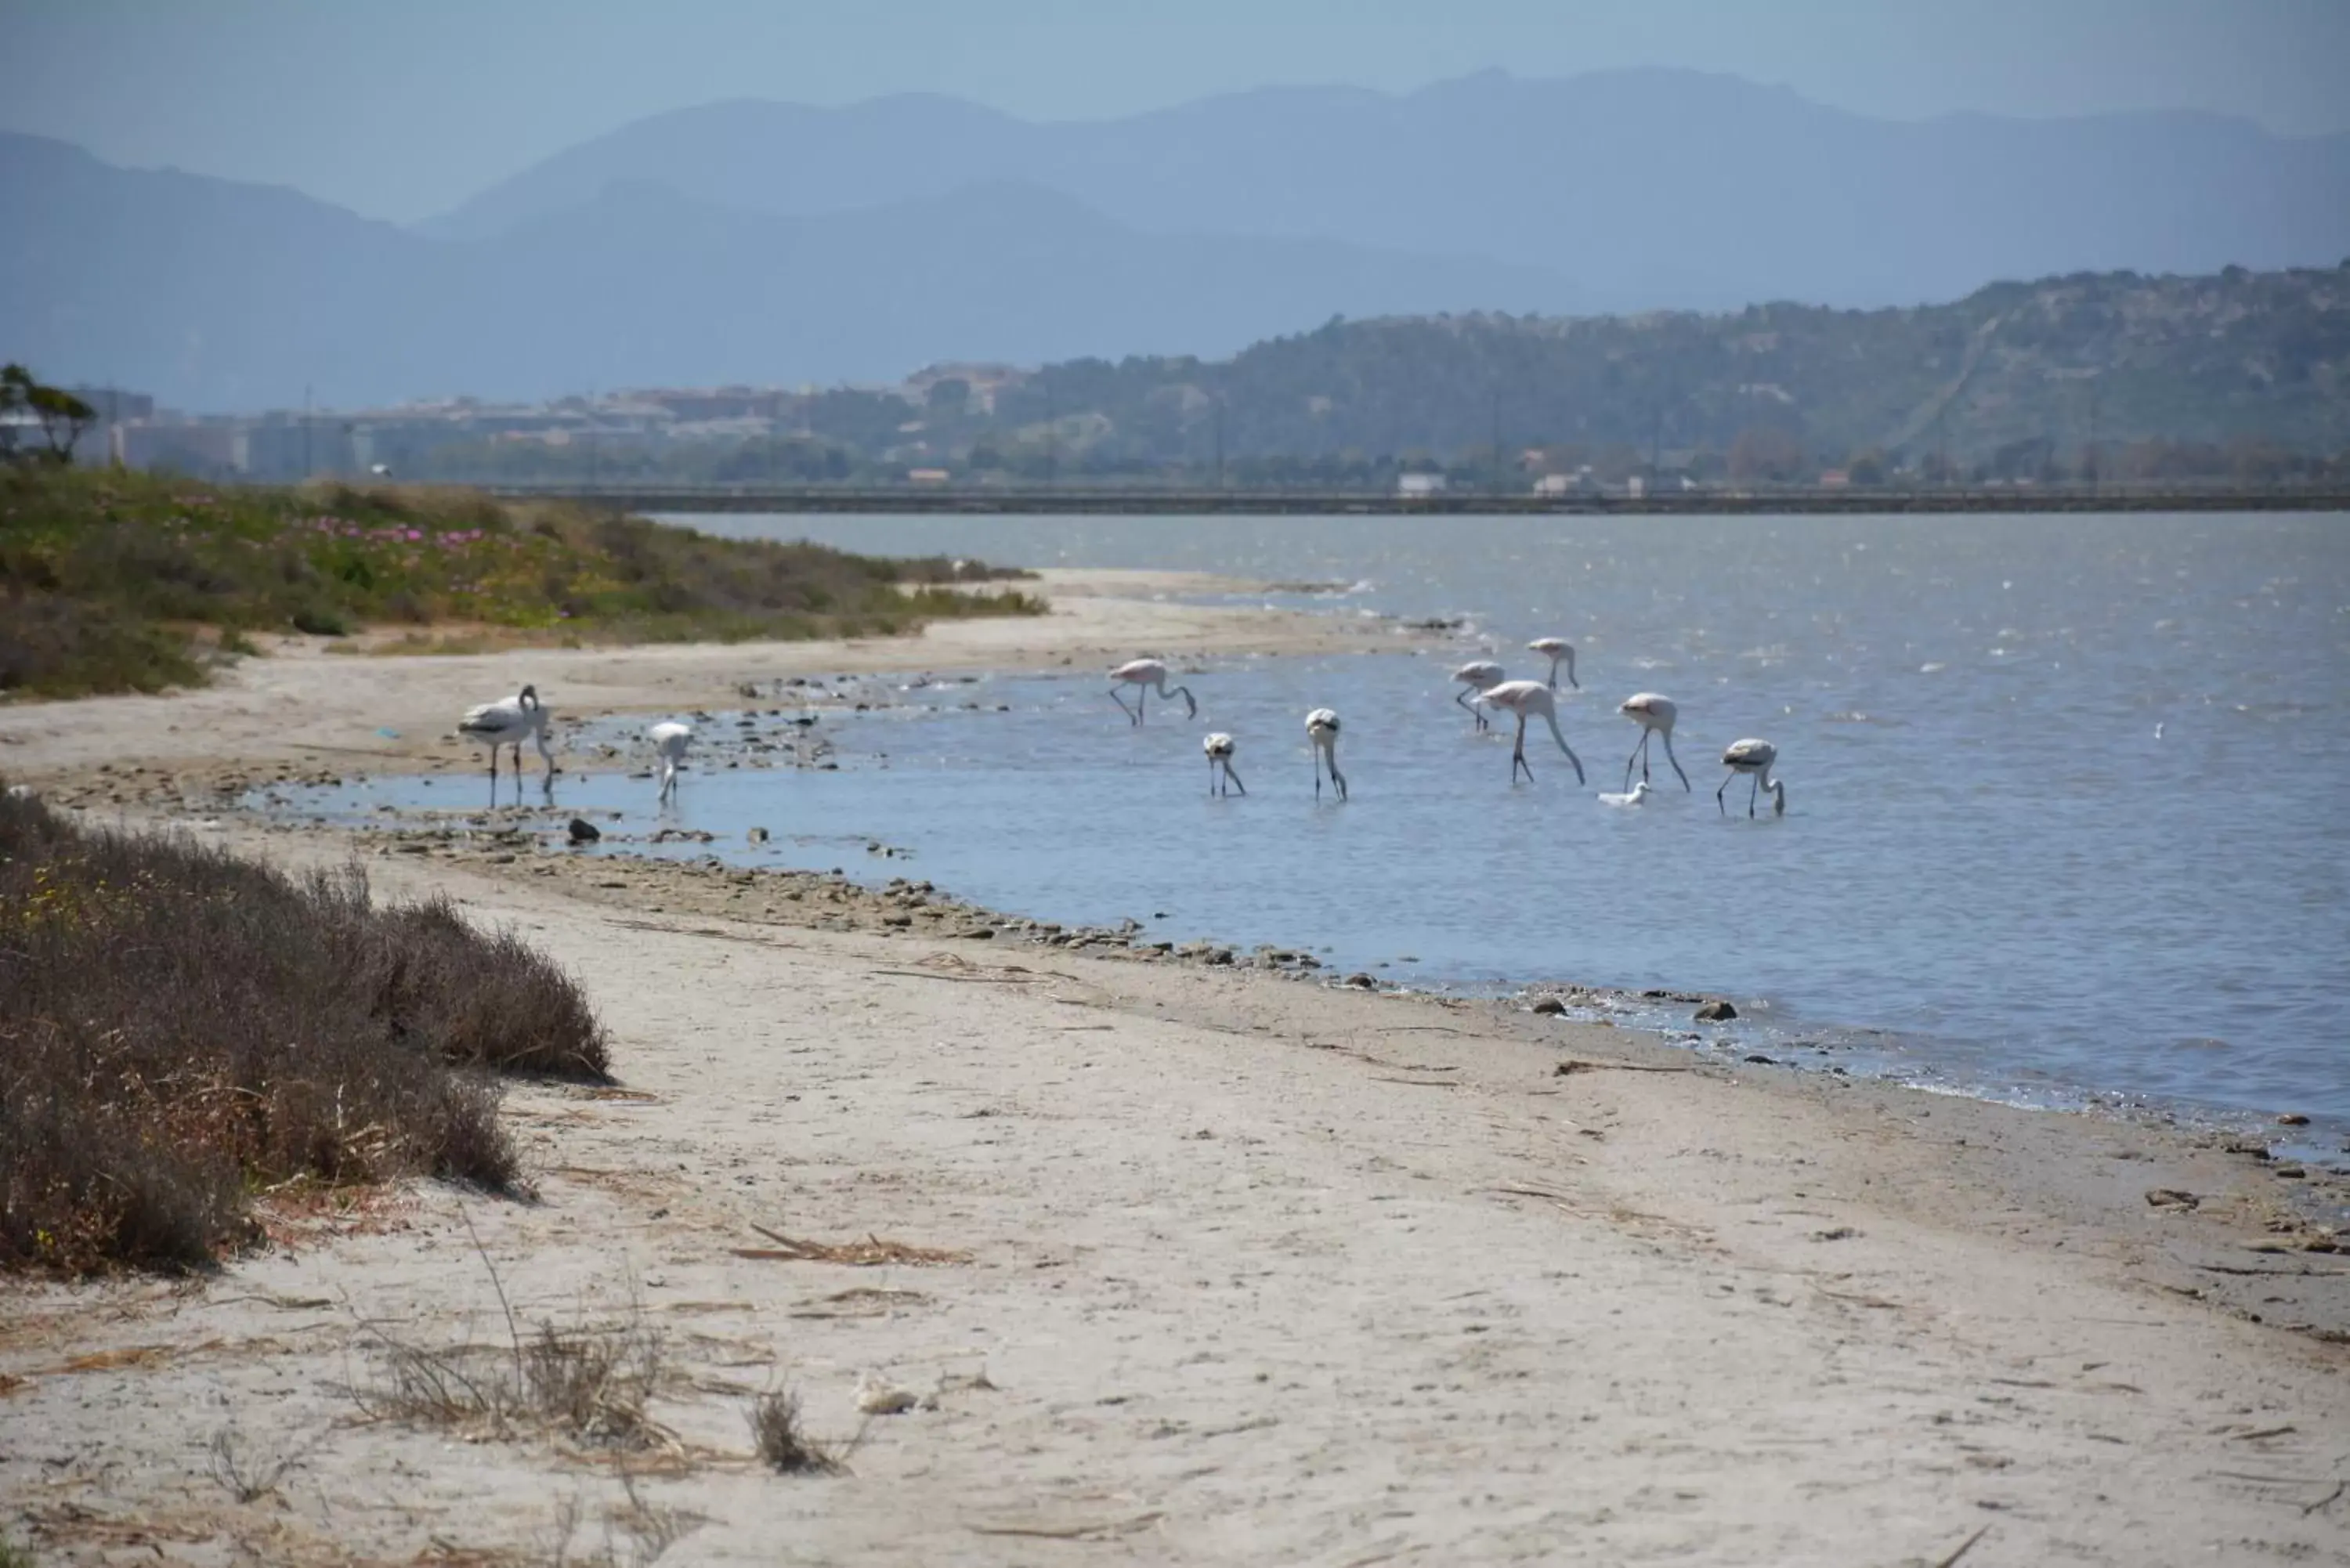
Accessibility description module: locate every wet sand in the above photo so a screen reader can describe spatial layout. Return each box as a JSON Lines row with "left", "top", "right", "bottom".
{"left": 2, "top": 569, "right": 2346, "bottom": 1566}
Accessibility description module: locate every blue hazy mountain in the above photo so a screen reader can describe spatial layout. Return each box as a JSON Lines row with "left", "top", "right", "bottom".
{"left": 429, "top": 69, "right": 2350, "bottom": 311}
{"left": 1, "top": 133, "right": 1572, "bottom": 410}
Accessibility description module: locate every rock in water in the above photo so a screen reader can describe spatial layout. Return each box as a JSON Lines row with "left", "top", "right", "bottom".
{"left": 1694, "top": 999, "right": 1738, "bottom": 1021}
{"left": 748, "top": 826, "right": 770, "bottom": 844}
{"left": 567, "top": 818, "right": 601, "bottom": 844}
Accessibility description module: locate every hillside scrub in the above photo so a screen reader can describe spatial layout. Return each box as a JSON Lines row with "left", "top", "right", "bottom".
{"left": 0, "top": 786, "right": 608, "bottom": 1274}
{"left": 0, "top": 464, "right": 1044, "bottom": 698}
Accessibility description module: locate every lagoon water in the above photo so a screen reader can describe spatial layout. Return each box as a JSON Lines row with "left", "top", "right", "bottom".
{"left": 306, "top": 511, "right": 2350, "bottom": 1134}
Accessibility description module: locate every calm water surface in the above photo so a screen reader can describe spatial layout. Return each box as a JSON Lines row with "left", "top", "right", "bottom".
{"left": 323, "top": 512, "right": 2350, "bottom": 1133}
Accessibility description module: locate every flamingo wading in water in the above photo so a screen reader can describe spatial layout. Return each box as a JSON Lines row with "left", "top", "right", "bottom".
{"left": 1528, "top": 638, "right": 1578, "bottom": 691}
{"left": 1306, "top": 709, "right": 1347, "bottom": 800}
{"left": 1451, "top": 660, "right": 1505, "bottom": 730}
{"left": 1617, "top": 692, "right": 1692, "bottom": 793}
{"left": 1476, "top": 681, "right": 1585, "bottom": 786}
{"left": 1202, "top": 732, "right": 1245, "bottom": 796}
{"left": 649, "top": 721, "right": 692, "bottom": 803}
{"left": 459, "top": 685, "right": 555, "bottom": 804}
{"left": 1108, "top": 658, "right": 1196, "bottom": 725}
{"left": 1719, "top": 739, "right": 1787, "bottom": 817}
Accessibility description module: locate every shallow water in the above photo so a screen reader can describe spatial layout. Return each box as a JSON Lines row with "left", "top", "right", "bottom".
{"left": 298, "top": 511, "right": 2350, "bottom": 1134}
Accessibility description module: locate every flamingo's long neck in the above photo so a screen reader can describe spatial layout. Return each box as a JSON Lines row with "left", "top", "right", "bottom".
{"left": 1541, "top": 706, "right": 1572, "bottom": 755}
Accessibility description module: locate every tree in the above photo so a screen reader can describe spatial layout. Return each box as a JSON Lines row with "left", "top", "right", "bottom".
{"left": 2, "top": 364, "right": 97, "bottom": 465}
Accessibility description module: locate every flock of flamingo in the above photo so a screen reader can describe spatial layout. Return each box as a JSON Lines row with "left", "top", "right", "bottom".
{"left": 1109, "top": 646, "right": 1786, "bottom": 817}
{"left": 456, "top": 642, "right": 1787, "bottom": 818}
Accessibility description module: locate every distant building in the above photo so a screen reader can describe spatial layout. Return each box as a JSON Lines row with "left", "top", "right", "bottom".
{"left": 1532, "top": 473, "right": 1573, "bottom": 497}
{"left": 1397, "top": 473, "right": 1448, "bottom": 498}
{"left": 1625, "top": 475, "right": 1646, "bottom": 499}
{"left": 1818, "top": 468, "right": 1851, "bottom": 488}
{"left": 907, "top": 467, "right": 953, "bottom": 486}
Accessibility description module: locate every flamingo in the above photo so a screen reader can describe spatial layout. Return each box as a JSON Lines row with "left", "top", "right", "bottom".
{"left": 1306, "top": 709, "right": 1347, "bottom": 800}
{"left": 1108, "top": 658, "right": 1196, "bottom": 725}
{"left": 1719, "top": 739, "right": 1787, "bottom": 817}
{"left": 1528, "top": 638, "right": 1578, "bottom": 691}
{"left": 1202, "top": 732, "right": 1246, "bottom": 796}
{"left": 1599, "top": 781, "right": 1652, "bottom": 807}
{"left": 649, "top": 720, "right": 692, "bottom": 803}
{"left": 459, "top": 684, "right": 555, "bottom": 804}
{"left": 1476, "top": 681, "right": 1585, "bottom": 786}
{"left": 1451, "top": 660, "right": 1506, "bottom": 731}
{"left": 1617, "top": 692, "right": 1692, "bottom": 793}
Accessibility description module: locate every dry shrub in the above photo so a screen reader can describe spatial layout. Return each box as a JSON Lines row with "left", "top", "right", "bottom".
{"left": 0, "top": 787, "right": 608, "bottom": 1274}
{"left": 356, "top": 1311, "right": 669, "bottom": 1452}
{"left": 747, "top": 1388, "right": 846, "bottom": 1475}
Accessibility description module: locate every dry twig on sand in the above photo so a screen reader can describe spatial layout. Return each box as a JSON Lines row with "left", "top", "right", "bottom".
{"left": 732, "top": 1223, "right": 972, "bottom": 1266}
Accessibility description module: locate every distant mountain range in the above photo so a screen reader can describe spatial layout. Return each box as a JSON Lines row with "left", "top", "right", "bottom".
{"left": 5, "top": 69, "right": 2349, "bottom": 412}
{"left": 430, "top": 69, "right": 2350, "bottom": 309}
{"left": 1, "top": 132, "right": 1567, "bottom": 411}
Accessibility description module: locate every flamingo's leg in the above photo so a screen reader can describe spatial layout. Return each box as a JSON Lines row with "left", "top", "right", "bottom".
{"left": 1227, "top": 764, "right": 1245, "bottom": 797}
{"left": 1623, "top": 735, "right": 1643, "bottom": 793}
{"left": 1750, "top": 775, "right": 1761, "bottom": 818}
{"left": 1717, "top": 772, "right": 1733, "bottom": 814}
{"left": 1109, "top": 685, "right": 1137, "bottom": 723}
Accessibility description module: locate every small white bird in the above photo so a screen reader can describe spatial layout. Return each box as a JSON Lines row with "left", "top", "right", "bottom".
{"left": 1108, "top": 657, "right": 1196, "bottom": 725}
{"left": 649, "top": 720, "right": 693, "bottom": 802}
{"left": 2154, "top": 722, "right": 2165, "bottom": 741}
{"left": 458, "top": 684, "right": 555, "bottom": 804}
{"left": 1599, "top": 781, "right": 1652, "bottom": 807}
{"left": 1617, "top": 692, "right": 1692, "bottom": 793}
{"left": 1474, "top": 681, "right": 1585, "bottom": 786}
{"left": 1451, "top": 659, "right": 1506, "bottom": 731}
{"left": 1306, "top": 708, "right": 1347, "bottom": 800}
{"left": 1202, "top": 732, "right": 1246, "bottom": 796}
{"left": 1719, "top": 738, "right": 1787, "bottom": 818}
{"left": 1528, "top": 638, "right": 1578, "bottom": 691}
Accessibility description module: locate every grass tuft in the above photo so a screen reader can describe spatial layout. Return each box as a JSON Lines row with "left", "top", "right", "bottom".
{"left": 748, "top": 1387, "right": 851, "bottom": 1475}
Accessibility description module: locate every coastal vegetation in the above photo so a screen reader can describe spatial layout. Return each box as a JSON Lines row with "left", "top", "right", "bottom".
{"left": 407, "top": 264, "right": 2350, "bottom": 488}
{"left": 0, "top": 786, "right": 608, "bottom": 1274}
{"left": 0, "top": 464, "right": 1043, "bottom": 699}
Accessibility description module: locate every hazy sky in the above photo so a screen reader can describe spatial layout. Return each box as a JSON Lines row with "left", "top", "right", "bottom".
{"left": 6, "top": 0, "right": 2345, "bottom": 223}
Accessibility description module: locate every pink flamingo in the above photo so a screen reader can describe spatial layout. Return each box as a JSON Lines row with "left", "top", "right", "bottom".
{"left": 1451, "top": 659, "right": 1505, "bottom": 730}
{"left": 1527, "top": 638, "right": 1578, "bottom": 690}
{"left": 1719, "top": 739, "right": 1788, "bottom": 817}
{"left": 1476, "top": 681, "right": 1585, "bottom": 786}
{"left": 1108, "top": 658, "right": 1196, "bottom": 725}
{"left": 1617, "top": 692, "right": 1691, "bottom": 792}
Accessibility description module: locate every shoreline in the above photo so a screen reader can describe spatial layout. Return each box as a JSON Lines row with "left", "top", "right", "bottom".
{"left": 5, "top": 569, "right": 2348, "bottom": 1563}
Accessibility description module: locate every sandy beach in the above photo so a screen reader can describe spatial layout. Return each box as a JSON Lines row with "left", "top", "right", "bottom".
{"left": 3, "top": 570, "right": 2346, "bottom": 1566}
